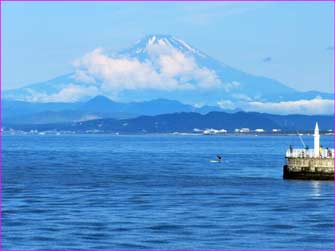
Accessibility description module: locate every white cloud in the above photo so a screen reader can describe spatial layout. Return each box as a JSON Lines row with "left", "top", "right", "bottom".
{"left": 222, "top": 81, "right": 240, "bottom": 92}
{"left": 73, "top": 45, "right": 221, "bottom": 94}
{"left": 217, "top": 100, "right": 236, "bottom": 110}
{"left": 146, "top": 40, "right": 221, "bottom": 88}
{"left": 17, "top": 42, "right": 222, "bottom": 102}
{"left": 75, "top": 48, "right": 182, "bottom": 91}
{"left": 26, "top": 85, "right": 99, "bottom": 102}
{"left": 245, "top": 97, "right": 334, "bottom": 115}
{"left": 232, "top": 93, "right": 252, "bottom": 101}
{"left": 73, "top": 70, "right": 97, "bottom": 84}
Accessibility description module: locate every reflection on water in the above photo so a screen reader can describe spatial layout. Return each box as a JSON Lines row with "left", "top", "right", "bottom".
{"left": 311, "top": 181, "right": 322, "bottom": 198}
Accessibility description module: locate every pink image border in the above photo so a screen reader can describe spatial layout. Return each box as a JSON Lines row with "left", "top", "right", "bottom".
{"left": 0, "top": 0, "right": 334, "bottom": 250}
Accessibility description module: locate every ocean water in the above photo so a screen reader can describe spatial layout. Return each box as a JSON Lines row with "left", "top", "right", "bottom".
{"left": 2, "top": 134, "right": 334, "bottom": 250}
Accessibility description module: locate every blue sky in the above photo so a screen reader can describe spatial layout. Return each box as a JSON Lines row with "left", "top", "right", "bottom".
{"left": 3, "top": 1, "right": 334, "bottom": 92}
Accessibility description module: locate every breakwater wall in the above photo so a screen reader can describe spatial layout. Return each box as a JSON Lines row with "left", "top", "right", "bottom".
{"left": 283, "top": 157, "right": 334, "bottom": 180}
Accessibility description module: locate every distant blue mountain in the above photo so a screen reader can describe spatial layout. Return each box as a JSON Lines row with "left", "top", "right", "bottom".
{"left": 3, "top": 96, "right": 231, "bottom": 124}
{"left": 4, "top": 34, "right": 332, "bottom": 109}
{"left": 5, "top": 111, "right": 333, "bottom": 133}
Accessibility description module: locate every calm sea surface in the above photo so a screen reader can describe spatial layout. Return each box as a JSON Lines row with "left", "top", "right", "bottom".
{"left": 2, "top": 134, "right": 334, "bottom": 250}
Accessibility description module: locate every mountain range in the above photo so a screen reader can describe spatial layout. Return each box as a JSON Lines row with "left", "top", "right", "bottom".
{"left": 5, "top": 111, "right": 333, "bottom": 134}
{"left": 4, "top": 34, "right": 333, "bottom": 115}
{"left": 3, "top": 95, "right": 230, "bottom": 125}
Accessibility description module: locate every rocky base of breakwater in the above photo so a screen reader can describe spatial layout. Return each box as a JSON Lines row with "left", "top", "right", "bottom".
{"left": 283, "top": 158, "right": 334, "bottom": 180}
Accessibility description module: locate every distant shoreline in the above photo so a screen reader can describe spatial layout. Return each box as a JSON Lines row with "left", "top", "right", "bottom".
{"left": 2, "top": 131, "right": 334, "bottom": 137}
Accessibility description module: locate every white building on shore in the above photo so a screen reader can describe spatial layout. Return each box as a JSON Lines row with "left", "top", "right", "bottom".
{"left": 203, "top": 128, "right": 227, "bottom": 135}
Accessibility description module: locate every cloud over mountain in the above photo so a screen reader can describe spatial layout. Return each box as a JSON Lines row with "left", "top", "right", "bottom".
{"left": 73, "top": 37, "right": 221, "bottom": 95}
{"left": 3, "top": 34, "right": 333, "bottom": 115}
{"left": 245, "top": 97, "right": 333, "bottom": 115}
{"left": 26, "top": 85, "right": 100, "bottom": 103}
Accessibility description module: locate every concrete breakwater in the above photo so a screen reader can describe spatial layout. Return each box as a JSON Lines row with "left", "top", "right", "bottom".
{"left": 283, "top": 122, "right": 334, "bottom": 180}
{"left": 283, "top": 157, "right": 334, "bottom": 180}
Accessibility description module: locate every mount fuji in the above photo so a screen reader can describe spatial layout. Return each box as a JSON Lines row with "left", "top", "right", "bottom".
{"left": 4, "top": 34, "right": 333, "bottom": 114}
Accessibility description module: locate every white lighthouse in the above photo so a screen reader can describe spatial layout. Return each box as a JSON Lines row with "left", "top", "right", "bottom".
{"left": 314, "top": 122, "right": 320, "bottom": 157}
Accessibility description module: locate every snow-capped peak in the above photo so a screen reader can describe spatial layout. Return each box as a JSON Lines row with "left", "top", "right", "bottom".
{"left": 122, "top": 34, "right": 207, "bottom": 59}
{"left": 173, "top": 37, "right": 196, "bottom": 53}
{"left": 148, "top": 35, "right": 157, "bottom": 45}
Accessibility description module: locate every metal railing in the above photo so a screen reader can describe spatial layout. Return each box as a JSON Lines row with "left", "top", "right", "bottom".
{"left": 286, "top": 148, "right": 334, "bottom": 158}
